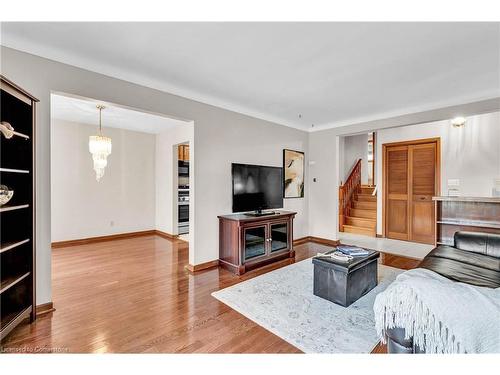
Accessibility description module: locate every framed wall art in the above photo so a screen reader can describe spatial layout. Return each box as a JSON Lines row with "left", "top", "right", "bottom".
{"left": 283, "top": 149, "right": 304, "bottom": 198}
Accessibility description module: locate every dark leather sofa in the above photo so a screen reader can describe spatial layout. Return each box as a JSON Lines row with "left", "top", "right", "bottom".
{"left": 386, "top": 231, "right": 500, "bottom": 354}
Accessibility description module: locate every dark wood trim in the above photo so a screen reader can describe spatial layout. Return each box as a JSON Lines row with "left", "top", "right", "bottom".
{"left": 308, "top": 236, "right": 340, "bottom": 247}
{"left": 185, "top": 260, "right": 219, "bottom": 273}
{"left": 154, "top": 230, "right": 188, "bottom": 243}
{"left": 51, "top": 230, "right": 157, "bottom": 248}
{"left": 36, "top": 302, "right": 55, "bottom": 317}
{"left": 293, "top": 236, "right": 340, "bottom": 247}
{"left": 376, "top": 234, "right": 383, "bottom": 238}
{"left": 292, "top": 236, "right": 310, "bottom": 246}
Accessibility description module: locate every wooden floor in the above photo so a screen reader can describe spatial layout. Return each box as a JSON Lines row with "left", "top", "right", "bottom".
{"left": 1, "top": 235, "right": 418, "bottom": 353}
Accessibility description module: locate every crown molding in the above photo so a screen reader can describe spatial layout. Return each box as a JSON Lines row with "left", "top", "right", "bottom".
{"left": 2, "top": 36, "right": 499, "bottom": 135}
{"left": 0, "top": 38, "right": 306, "bottom": 131}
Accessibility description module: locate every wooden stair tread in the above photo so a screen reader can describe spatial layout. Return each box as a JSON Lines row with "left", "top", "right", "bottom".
{"left": 356, "top": 194, "right": 376, "bottom": 202}
{"left": 345, "top": 216, "right": 376, "bottom": 228}
{"left": 350, "top": 208, "right": 377, "bottom": 219}
{"left": 346, "top": 216, "right": 376, "bottom": 222}
{"left": 343, "top": 225, "right": 376, "bottom": 236}
{"left": 353, "top": 201, "right": 377, "bottom": 209}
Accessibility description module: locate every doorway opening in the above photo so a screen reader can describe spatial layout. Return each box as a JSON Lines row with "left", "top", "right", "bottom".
{"left": 175, "top": 142, "right": 190, "bottom": 241}
{"left": 338, "top": 132, "right": 377, "bottom": 237}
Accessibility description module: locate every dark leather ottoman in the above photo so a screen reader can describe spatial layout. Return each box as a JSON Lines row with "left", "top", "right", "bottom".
{"left": 385, "top": 231, "right": 500, "bottom": 353}
{"left": 313, "top": 250, "right": 380, "bottom": 307}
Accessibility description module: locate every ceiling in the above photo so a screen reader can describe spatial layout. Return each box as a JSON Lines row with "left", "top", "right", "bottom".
{"left": 3, "top": 22, "right": 500, "bottom": 131}
{"left": 51, "top": 94, "right": 189, "bottom": 134}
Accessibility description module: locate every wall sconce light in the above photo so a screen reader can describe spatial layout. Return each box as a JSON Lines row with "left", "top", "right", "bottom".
{"left": 451, "top": 116, "right": 466, "bottom": 128}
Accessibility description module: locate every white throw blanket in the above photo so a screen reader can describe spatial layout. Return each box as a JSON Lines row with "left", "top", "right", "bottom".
{"left": 374, "top": 268, "right": 500, "bottom": 353}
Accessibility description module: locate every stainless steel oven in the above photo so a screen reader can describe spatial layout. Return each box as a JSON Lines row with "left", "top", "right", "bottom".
{"left": 178, "top": 189, "right": 189, "bottom": 234}
{"left": 178, "top": 203, "right": 189, "bottom": 223}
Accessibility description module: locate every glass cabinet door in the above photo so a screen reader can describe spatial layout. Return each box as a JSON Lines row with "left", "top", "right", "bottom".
{"left": 270, "top": 222, "right": 289, "bottom": 252}
{"left": 243, "top": 226, "right": 267, "bottom": 261}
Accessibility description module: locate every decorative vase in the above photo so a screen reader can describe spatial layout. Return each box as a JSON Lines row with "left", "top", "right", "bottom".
{"left": 0, "top": 184, "right": 14, "bottom": 206}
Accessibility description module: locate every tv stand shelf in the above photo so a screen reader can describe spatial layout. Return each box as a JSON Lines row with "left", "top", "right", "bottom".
{"left": 218, "top": 211, "right": 296, "bottom": 275}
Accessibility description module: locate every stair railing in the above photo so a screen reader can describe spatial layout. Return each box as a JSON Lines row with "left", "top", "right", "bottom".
{"left": 339, "top": 158, "right": 362, "bottom": 232}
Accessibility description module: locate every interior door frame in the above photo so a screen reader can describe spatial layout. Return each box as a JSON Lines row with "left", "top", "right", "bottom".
{"left": 382, "top": 137, "right": 441, "bottom": 239}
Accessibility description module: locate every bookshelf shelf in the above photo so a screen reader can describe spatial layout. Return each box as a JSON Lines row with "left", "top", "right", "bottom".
{"left": 1, "top": 75, "right": 38, "bottom": 340}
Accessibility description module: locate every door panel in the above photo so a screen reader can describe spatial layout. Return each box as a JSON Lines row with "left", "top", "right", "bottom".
{"left": 386, "top": 146, "right": 409, "bottom": 240}
{"left": 385, "top": 140, "right": 438, "bottom": 245}
{"left": 409, "top": 143, "right": 436, "bottom": 243}
{"left": 387, "top": 199, "right": 408, "bottom": 240}
{"left": 270, "top": 222, "right": 289, "bottom": 252}
{"left": 242, "top": 225, "right": 267, "bottom": 261}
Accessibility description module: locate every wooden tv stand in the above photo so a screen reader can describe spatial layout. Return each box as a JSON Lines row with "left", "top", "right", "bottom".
{"left": 218, "top": 211, "right": 296, "bottom": 275}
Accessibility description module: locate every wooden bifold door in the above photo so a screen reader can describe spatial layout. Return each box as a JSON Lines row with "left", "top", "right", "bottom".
{"left": 383, "top": 138, "right": 440, "bottom": 244}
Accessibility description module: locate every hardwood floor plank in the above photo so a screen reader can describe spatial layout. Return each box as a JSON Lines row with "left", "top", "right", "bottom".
{"left": 0, "top": 235, "right": 417, "bottom": 353}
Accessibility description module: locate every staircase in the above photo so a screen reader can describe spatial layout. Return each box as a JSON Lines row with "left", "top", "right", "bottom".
{"left": 339, "top": 158, "right": 377, "bottom": 237}
{"left": 343, "top": 185, "right": 377, "bottom": 237}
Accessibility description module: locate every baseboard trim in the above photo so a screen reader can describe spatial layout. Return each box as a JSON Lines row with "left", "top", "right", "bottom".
{"left": 155, "top": 230, "right": 188, "bottom": 243}
{"left": 36, "top": 302, "right": 55, "bottom": 317}
{"left": 293, "top": 236, "right": 340, "bottom": 247}
{"left": 292, "top": 236, "right": 310, "bottom": 246}
{"left": 186, "top": 260, "right": 219, "bottom": 273}
{"left": 51, "top": 230, "right": 157, "bottom": 248}
{"left": 51, "top": 229, "right": 189, "bottom": 248}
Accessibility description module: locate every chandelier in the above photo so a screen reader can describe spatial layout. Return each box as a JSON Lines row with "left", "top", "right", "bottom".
{"left": 89, "top": 105, "right": 112, "bottom": 181}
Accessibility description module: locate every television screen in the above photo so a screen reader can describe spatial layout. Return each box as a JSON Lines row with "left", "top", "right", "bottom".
{"left": 232, "top": 163, "right": 283, "bottom": 212}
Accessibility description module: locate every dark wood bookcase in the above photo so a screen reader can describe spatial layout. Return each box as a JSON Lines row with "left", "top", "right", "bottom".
{"left": 1, "top": 75, "right": 38, "bottom": 340}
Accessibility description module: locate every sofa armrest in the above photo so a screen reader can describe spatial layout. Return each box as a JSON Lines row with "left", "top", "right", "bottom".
{"left": 454, "top": 231, "right": 500, "bottom": 259}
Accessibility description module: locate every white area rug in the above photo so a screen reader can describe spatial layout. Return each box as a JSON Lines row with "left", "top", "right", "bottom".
{"left": 212, "top": 259, "right": 402, "bottom": 353}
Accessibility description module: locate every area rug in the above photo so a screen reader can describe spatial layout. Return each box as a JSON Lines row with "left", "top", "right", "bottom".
{"left": 212, "top": 259, "right": 402, "bottom": 353}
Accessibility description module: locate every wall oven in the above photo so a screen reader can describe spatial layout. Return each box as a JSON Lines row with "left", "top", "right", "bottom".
{"left": 178, "top": 204, "right": 189, "bottom": 223}
{"left": 178, "top": 161, "right": 189, "bottom": 177}
{"left": 178, "top": 189, "right": 189, "bottom": 234}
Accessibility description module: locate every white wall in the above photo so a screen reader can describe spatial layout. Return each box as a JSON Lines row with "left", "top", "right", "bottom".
{"left": 51, "top": 120, "right": 156, "bottom": 242}
{"left": 1, "top": 46, "right": 309, "bottom": 303}
{"left": 155, "top": 122, "right": 194, "bottom": 238}
{"left": 375, "top": 111, "right": 500, "bottom": 233}
{"left": 194, "top": 118, "right": 309, "bottom": 264}
{"left": 342, "top": 133, "right": 369, "bottom": 184}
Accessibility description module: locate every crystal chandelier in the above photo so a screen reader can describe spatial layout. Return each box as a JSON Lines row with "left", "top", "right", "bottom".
{"left": 89, "top": 105, "right": 112, "bottom": 181}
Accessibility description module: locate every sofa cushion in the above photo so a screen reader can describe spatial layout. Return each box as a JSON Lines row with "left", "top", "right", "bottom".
{"left": 454, "top": 231, "right": 500, "bottom": 259}
{"left": 428, "top": 245, "right": 500, "bottom": 272}
{"left": 419, "top": 256, "right": 500, "bottom": 288}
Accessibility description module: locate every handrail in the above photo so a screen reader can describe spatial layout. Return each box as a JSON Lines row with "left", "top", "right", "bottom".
{"left": 339, "top": 159, "right": 362, "bottom": 231}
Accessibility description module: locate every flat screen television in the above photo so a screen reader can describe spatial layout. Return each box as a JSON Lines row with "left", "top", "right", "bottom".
{"left": 232, "top": 163, "right": 283, "bottom": 213}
